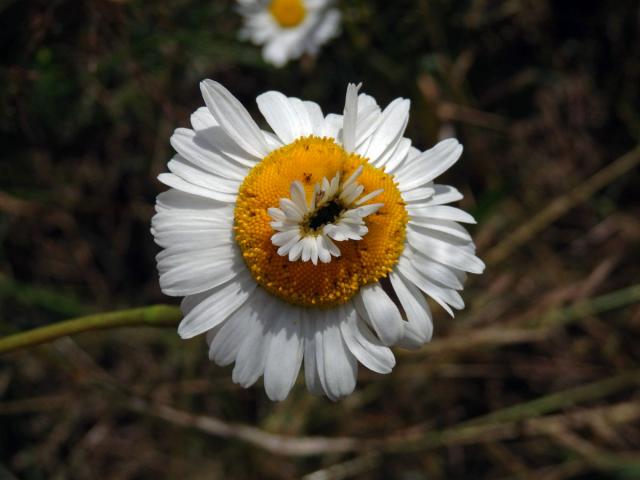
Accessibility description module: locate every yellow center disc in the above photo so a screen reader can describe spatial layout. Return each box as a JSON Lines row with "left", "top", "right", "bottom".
{"left": 234, "top": 136, "right": 408, "bottom": 308}
{"left": 269, "top": 0, "right": 306, "bottom": 28}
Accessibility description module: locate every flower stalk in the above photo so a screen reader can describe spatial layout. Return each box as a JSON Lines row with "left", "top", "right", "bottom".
{"left": 0, "top": 305, "right": 181, "bottom": 355}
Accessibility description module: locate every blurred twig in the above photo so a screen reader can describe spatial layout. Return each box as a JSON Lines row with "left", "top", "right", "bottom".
{"left": 125, "top": 370, "right": 639, "bottom": 457}
{"left": 0, "top": 305, "right": 180, "bottom": 354}
{"left": 126, "top": 396, "right": 359, "bottom": 456}
{"left": 485, "top": 145, "right": 640, "bottom": 265}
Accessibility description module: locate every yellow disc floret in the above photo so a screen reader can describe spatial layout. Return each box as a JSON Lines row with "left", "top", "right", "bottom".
{"left": 269, "top": 0, "right": 306, "bottom": 28}
{"left": 234, "top": 136, "right": 408, "bottom": 308}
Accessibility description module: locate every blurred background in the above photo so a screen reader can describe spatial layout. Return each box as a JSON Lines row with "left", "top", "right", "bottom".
{"left": 1, "top": 0, "right": 640, "bottom": 478}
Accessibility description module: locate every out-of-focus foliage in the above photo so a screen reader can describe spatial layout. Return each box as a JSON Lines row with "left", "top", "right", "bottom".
{"left": 1, "top": 0, "right": 639, "bottom": 478}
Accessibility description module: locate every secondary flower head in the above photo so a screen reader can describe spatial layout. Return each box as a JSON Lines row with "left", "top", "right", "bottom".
{"left": 152, "top": 80, "right": 485, "bottom": 401}
{"left": 237, "top": 0, "right": 341, "bottom": 67}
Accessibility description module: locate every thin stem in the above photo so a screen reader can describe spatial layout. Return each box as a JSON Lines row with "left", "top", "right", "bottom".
{"left": 0, "top": 305, "right": 181, "bottom": 355}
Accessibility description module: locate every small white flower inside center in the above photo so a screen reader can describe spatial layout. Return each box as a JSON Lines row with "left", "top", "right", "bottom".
{"left": 268, "top": 166, "right": 384, "bottom": 265}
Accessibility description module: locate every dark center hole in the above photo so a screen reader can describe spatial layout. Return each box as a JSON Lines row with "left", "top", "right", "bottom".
{"left": 308, "top": 200, "right": 343, "bottom": 230}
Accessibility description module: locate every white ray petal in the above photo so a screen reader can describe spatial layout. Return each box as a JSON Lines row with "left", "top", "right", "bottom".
{"left": 200, "top": 80, "right": 270, "bottom": 158}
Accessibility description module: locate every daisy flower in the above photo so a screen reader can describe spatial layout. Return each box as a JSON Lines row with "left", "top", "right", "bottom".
{"left": 237, "top": 0, "right": 341, "bottom": 67}
{"left": 151, "top": 81, "right": 485, "bottom": 401}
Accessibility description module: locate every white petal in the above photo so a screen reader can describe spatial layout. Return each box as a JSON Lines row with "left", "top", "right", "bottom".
{"left": 264, "top": 308, "right": 304, "bottom": 401}
{"left": 271, "top": 229, "right": 301, "bottom": 246}
{"left": 405, "top": 250, "right": 465, "bottom": 290}
{"left": 303, "top": 310, "right": 325, "bottom": 395}
{"left": 319, "top": 113, "right": 343, "bottom": 139}
{"left": 170, "top": 129, "right": 248, "bottom": 180}
{"left": 317, "top": 310, "right": 358, "bottom": 400}
{"left": 152, "top": 210, "right": 233, "bottom": 249}
{"left": 301, "top": 236, "right": 319, "bottom": 264}
{"left": 157, "top": 173, "right": 237, "bottom": 203}
{"left": 389, "top": 271, "right": 433, "bottom": 348}
{"left": 190, "top": 106, "right": 216, "bottom": 131}
{"left": 309, "top": 8, "right": 341, "bottom": 44}
{"left": 396, "top": 257, "right": 464, "bottom": 315}
{"left": 324, "top": 221, "right": 366, "bottom": 241}
{"left": 396, "top": 139, "right": 462, "bottom": 190}
{"left": 355, "top": 93, "right": 382, "bottom": 146}
{"left": 347, "top": 203, "right": 383, "bottom": 218}
{"left": 231, "top": 310, "right": 272, "bottom": 388}
{"left": 279, "top": 198, "right": 305, "bottom": 222}
{"left": 155, "top": 188, "right": 228, "bottom": 212}
{"left": 167, "top": 157, "right": 242, "bottom": 194}
{"left": 340, "top": 303, "right": 395, "bottom": 373}
{"left": 401, "top": 185, "right": 436, "bottom": 203}
{"left": 418, "top": 184, "right": 464, "bottom": 206}
{"left": 408, "top": 219, "right": 472, "bottom": 242}
{"left": 406, "top": 228, "right": 485, "bottom": 274}
{"left": 263, "top": 39, "right": 293, "bottom": 67}
{"left": 354, "top": 283, "right": 404, "bottom": 346}
{"left": 316, "top": 234, "right": 339, "bottom": 262}
{"left": 177, "top": 270, "right": 257, "bottom": 339}
{"left": 342, "top": 83, "right": 361, "bottom": 152}
{"left": 200, "top": 80, "right": 270, "bottom": 158}
{"left": 277, "top": 233, "right": 303, "bottom": 257}
{"left": 340, "top": 183, "right": 364, "bottom": 205}
{"left": 381, "top": 137, "right": 412, "bottom": 172}
{"left": 408, "top": 205, "right": 477, "bottom": 224}
{"left": 267, "top": 207, "right": 286, "bottom": 222}
{"left": 290, "top": 180, "right": 308, "bottom": 211}
{"left": 362, "top": 98, "right": 410, "bottom": 164}
{"left": 354, "top": 188, "right": 383, "bottom": 206}
{"left": 190, "top": 105, "right": 262, "bottom": 167}
{"left": 158, "top": 247, "right": 242, "bottom": 296}
{"left": 288, "top": 238, "right": 305, "bottom": 261}
{"left": 256, "top": 91, "right": 314, "bottom": 144}
{"left": 208, "top": 291, "right": 270, "bottom": 366}
{"left": 342, "top": 165, "right": 363, "bottom": 189}
{"left": 304, "top": 101, "right": 324, "bottom": 133}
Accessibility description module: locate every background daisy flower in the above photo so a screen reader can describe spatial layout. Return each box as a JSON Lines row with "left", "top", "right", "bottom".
{"left": 151, "top": 80, "right": 484, "bottom": 400}
{"left": 237, "top": 0, "right": 341, "bottom": 67}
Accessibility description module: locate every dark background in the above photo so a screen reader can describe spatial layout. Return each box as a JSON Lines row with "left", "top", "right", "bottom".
{"left": 1, "top": 0, "right": 640, "bottom": 478}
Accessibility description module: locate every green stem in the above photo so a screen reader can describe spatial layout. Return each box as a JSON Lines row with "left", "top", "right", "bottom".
{"left": 0, "top": 305, "right": 181, "bottom": 355}
{"left": 2, "top": 283, "right": 638, "bottom": 356}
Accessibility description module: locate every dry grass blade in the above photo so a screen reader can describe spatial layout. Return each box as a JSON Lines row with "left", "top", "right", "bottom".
{"left": 126, "top": 397, "right": 358, "bottom": 456}
{"left": 121, "top": 370, "right": 639, "bottom": 457}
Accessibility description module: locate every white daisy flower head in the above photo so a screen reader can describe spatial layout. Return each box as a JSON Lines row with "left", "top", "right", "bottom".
{"left": 237, "top": 0, "right": 341, "bottom": 67}
{"left": 152, "top": 80, "right": 485, "bottom": 401}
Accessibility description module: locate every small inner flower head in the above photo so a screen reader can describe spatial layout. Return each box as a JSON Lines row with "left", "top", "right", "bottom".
{"left": 269, "top": 0, "right": 306, "bottom": 28}
{"left": 268, "top": 168, "right": 384, "bottom": 265}
{"left": 234, "top": 136, "right": 408, "bottom": 308}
